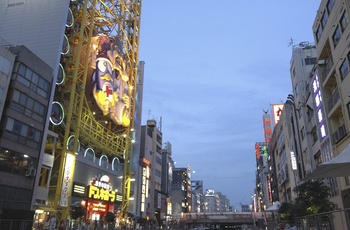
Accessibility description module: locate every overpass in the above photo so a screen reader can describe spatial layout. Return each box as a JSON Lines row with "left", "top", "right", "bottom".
{"left": 168, "top": 212, "right": 269, "bottom": 229}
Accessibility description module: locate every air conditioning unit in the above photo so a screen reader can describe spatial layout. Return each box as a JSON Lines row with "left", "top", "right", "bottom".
{"left": 25, "top": 167, "right": 36, "bottom": 177}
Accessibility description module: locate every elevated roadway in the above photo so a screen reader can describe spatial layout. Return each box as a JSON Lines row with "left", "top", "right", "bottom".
{"left": 169, "top": 212, "right": 268, "bottom": 229}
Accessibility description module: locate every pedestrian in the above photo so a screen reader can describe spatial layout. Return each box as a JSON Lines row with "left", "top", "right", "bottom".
{"left": 58, "top": 220, "right": 65, "bottom": 230}
{"left": 94, "top": 219, "right": 98, "bottom": 230}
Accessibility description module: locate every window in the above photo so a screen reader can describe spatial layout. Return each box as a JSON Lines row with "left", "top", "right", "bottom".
{"left": 316, "top": 25, "right": 322, "bottom": 42}
{"left": 332, "top": 26, "right": 341, "bottom": 47}
{"left": 311, "top": 127, "right": 318, "bottom": 144}
{"left": 4, "top": 117, "right": 41, "bottom": 149}
{"left": 9, "top": 89, "right": 46, "bottom": 122}
{"left": 327, "top": 0, "right": 335, "bottom": 13}
{"left": 0, "top": 55, "right": 11, "bottom": 74}
{"left": 321, "top": 11, "right": 328, "bottom": 28}
{"left": 13, "top": 63, "right": 50, "bottom": 98}
{"left": 300, "top": 127, "right": 305, "bottom": 140}
{"left": 305, "top": 57, "right": 316, "bottom": 65}
{"left": 0, "top": 148, "right": 36, "bottom": 176}
{"left": 339, "top": 58, "right": 349, "bottom": 80}
{"left": 340, "top": 10, "right": 349, "bottom": 32}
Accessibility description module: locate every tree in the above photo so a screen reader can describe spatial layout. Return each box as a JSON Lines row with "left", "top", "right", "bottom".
{"left": 69, "top": 204, "right": 86, "bottom": 220}
{"left": 278, "top": 180, "right": 335, "bottom": 222}
{"left": 293, "top": 179, "right": 335, "bottom": 217}
{"left": 279, "top": 202, "right": 296, "bottom": 223}
{"left": 104, "top": 212, "right": 116, "bottom": 230}
{"left": 104, "top": 212, "right": 115, "bottom": 223}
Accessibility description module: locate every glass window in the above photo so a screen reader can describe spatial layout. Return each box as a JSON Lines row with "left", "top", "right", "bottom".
{"left": 27, "top": 97, "right": 34, "bottom": 110}
{"left": 321, "top": 11, "right": 328, "bottom": 28}
{"left": 31, "top": 73, "right": 39, "bottom": 85}
{"left": 12, "top": 90, "right": 20, "bottom": 102}
{"left": 316, "top": 26, "right": 322, "bottom": 42}
{"left": 339, "top": 59, "right": 349, "bottom": 80}
{"left": 24, "top": 68, "right": 32, "bottom": 80}
{"left": 305, "top": 57, "right": 316, "bottom": 65}
{"left": 13, "top": 120, "right": 22, "bottom": 134}
{"left": 327, "top": 0, "right": 335, "bottom": 13}
{"left": 19, "top": 93, "right": 27, "bottom": 106}
{"left": 332, "top": 26, "right": 341, "bottom": 47}
{"left": 18, "top": 64, "right": 26, "bottom": 77}
{"left": 340, "top": 11, "right": 349, "bottom": 32}
{"left": 0, "top": 55, "right": 11, "bottom": 74}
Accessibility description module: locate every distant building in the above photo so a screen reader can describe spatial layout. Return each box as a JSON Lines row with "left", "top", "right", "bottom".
{"left": 191, "top": 180, "right": 203, "bottom": 213}
{"left": 136, "top": 119, "right": 164, "bottom": 225}
{"left": 171, "top": 167, "right": 192, "bottom": 214}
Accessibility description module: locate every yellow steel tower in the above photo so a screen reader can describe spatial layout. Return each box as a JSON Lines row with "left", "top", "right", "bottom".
{"left": 47, "top": 0, "right": 142, "bottom": 222}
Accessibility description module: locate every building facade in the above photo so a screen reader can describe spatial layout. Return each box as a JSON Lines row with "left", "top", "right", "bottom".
{"left": 0, "top": 0, "right": 143, "bottom": 229}
{"left": 0, "top": 46, "right": 53, "bottom": 228}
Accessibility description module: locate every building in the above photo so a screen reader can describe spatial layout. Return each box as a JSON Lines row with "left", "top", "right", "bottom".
{"left": 255, "top": 142, "right": 269, "bottom": 212}
{"left": 204, "top": 189, "right": 218, "bottom": 213}
{"left": 171, "top": 167, "right": 192, "bottom": 215}
{"left": 0, "top": 45, "right": 53, "bottom": 228}
{"left": 161, "top": 141, "right": 174, "bottom": 221}
{"left": 310, "top": 0, "right": 350, "bottom": 228}
{"left": 191, "top": 180, "right": 204, "bottom": 213}
{"left": 135, "top": 120, "right": 164, "bottom": 226}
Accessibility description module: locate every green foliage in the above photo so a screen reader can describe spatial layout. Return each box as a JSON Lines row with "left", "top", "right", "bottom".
{"left": 293, "top": 179, "right": 335, "bottom": 216}
{"left": 279, "top": 202, "right": 296, "bottom": 222}
{"left": 278, "top": 180, "right": 335, "bottom": 221}
{"left": 69, "top": 204, "right": 86, "bottom": 220}
{"left": 104, "top": 212, "right": 115, "bottom": 223}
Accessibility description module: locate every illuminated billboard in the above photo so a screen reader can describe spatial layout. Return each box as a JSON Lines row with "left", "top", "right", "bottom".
{"left": 262, "top": 113, "right": 272, "bottom": 144}
{"left": 272, "top": 104, "right": 284, "bottom": 126}
{"left": 89, "top": 34, "right": 131, "bottom": 127}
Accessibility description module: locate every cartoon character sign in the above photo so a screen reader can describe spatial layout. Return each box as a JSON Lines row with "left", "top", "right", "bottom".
{"left": 91, "top": 34, "right": 130, "bottom": 127}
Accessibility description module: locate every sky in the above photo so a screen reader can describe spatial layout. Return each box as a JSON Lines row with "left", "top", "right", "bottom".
{"left": 137, "top": 1, "right": 321, "bottom": 209}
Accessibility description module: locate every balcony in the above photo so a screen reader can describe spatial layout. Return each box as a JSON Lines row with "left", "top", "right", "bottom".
{"left": 327, "top": 88, "right": 340, "bottom": 114}
{"left": 332, "top": 123, "right": 347, "bottom": 144}
{"left": 320, "top": 56, "right": 333, "bottom": 83}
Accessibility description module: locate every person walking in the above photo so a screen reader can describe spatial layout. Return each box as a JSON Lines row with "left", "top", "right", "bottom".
{"left": 94, "top": 219, "right": 98, "bottom": 230}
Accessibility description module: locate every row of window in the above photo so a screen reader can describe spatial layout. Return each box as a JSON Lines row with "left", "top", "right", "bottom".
{"left": 0, "top": 185, "right": 31, "bottom": 210}
{"left": 0, "top": 54, "right": 11, "bottom": 75}
{"left": 332, "top": 10, "right": 349, "bottom": 48}
{"left": 0, "top": 149, "right": 36, "bottom": 177}
{"left": 12, "top": 63, "right": 50, "bottom": 99}
{"left": 316, "top": 0, "right": 335, "bottom": 42}
{"left": 4, "top": 117, "right": 41, "bottom": 150}
{"left": 339, "top": 52, "right": 350, "bottom": 80}
{"left": 9, "top": 89, "right": 46, "bottom": 123}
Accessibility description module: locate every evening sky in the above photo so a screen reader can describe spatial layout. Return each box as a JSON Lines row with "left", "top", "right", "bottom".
{"left": 138, "top": 1, "right": 320, "bottom": 208}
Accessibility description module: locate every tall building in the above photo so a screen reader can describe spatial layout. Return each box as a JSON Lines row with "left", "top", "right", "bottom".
{"left": 310, "top": 0, "right": 350, "bottom": 228}
{"left": 191, "top": 180, "right": 204, "bottom": 213}
{"left": 171, "top": 167, "right": 192, "bottom": 215}
{"left": 161, "top": 141, "right": 174, "bottom": 221}
{"left": 204, "top": 189, "right": 218, "bottom": 213}
{"left": 0, "top": 42, "right": 15, "bottom": 122}
{"left": 0, "top": 45, "right": 53, "bottom": 228}
{"left": 0, "top": 0, "right": 143, "bottom": 229}
{"left": 136, "top": 120, "right": 163, "bottom": 227}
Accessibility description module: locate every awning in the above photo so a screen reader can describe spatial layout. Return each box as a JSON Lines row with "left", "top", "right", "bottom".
{"left": 306, "top": 143, "right": 350, "bottom": 180}
{"left": 266, "top": 201, "right": 280, "bottom": 211}
{"left": 36, "top": 205, "right": 57, "bottom": 213}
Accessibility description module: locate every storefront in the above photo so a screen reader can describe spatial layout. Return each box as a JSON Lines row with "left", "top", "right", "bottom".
{"left": 33, "top": 205, "right": 57, "bottom": 229}
{"left": 72, "top": 174, "right": 122, "bottom": 224}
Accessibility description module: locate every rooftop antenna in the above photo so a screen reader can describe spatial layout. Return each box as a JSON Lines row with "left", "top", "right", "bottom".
{"left": 159, "top": 116, "right": 162, "bottom": 132}
{"left": 288, "top": 37, "right": 295, "bottom": 49}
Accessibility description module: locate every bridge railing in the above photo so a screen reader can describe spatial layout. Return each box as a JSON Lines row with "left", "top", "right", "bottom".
{"left": 172, "top": 212, "right": 255, "bottom": 223}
